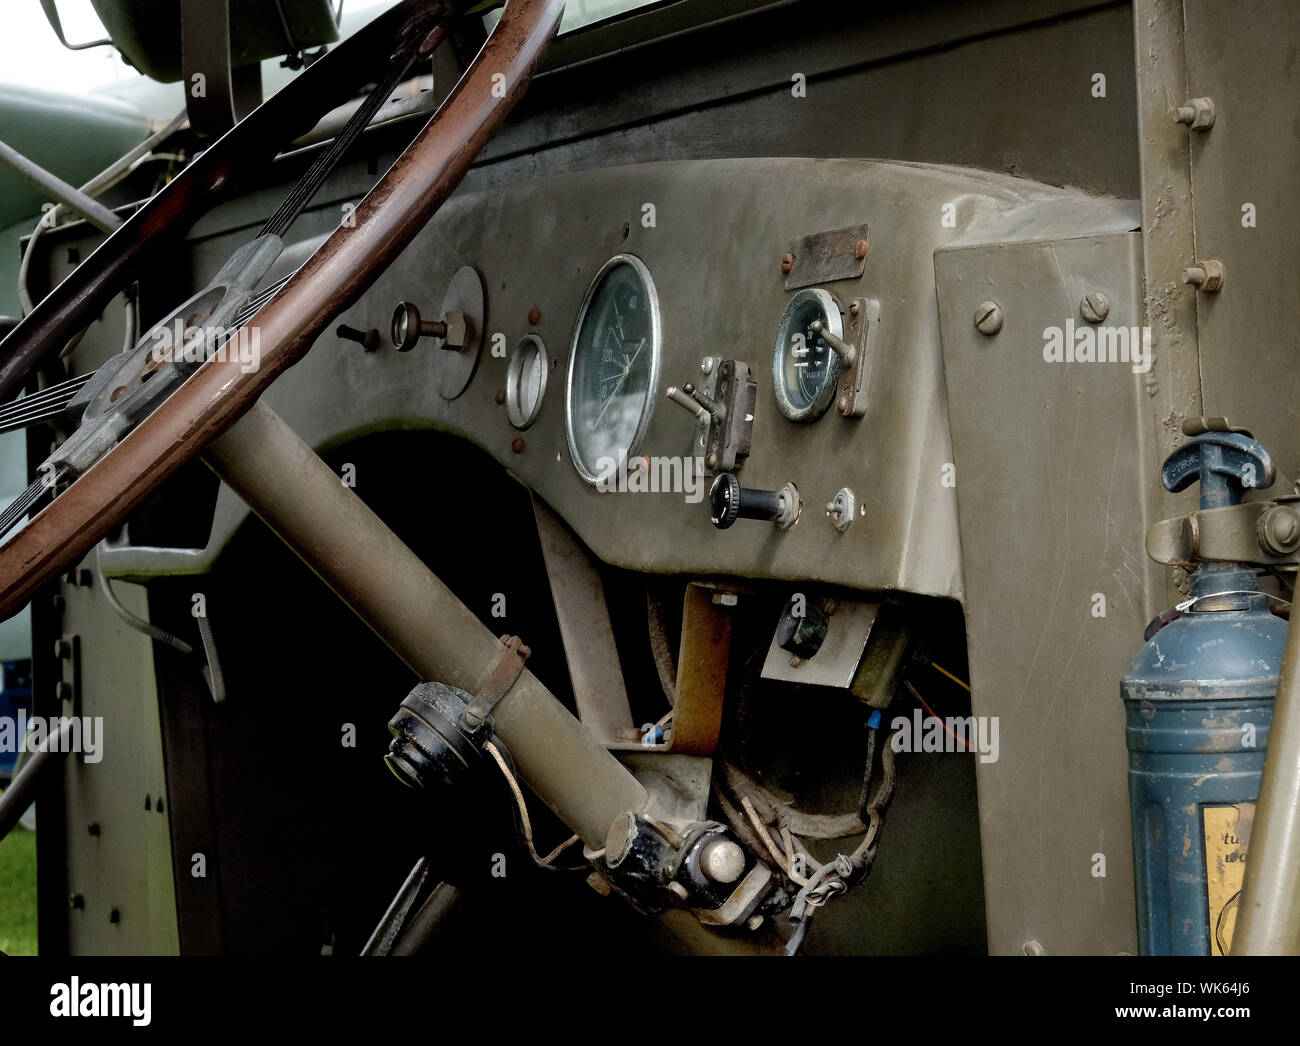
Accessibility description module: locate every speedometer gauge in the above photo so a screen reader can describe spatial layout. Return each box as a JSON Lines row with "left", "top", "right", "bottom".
{"left": 772, "top": 288, "right": 843, "bottom": 422}
{"left": 565, "top": 255, "right": 661, "bottom": 483}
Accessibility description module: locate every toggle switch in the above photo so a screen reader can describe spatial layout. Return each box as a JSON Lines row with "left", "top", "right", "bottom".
{"left": 808, "top": 319, "right": 855, "bottom": 366}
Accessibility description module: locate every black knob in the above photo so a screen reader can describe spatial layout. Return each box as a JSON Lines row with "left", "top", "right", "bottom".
{"left": 337, "top": 324, "right": 380, "bottom": 352}
{"left": 709, "top": 473, "right": 786, "bottom": 530}
{"left": 776, "top": 597, "right": 829, "bottom": 659}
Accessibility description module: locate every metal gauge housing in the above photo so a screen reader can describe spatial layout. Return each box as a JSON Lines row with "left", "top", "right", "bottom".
{"left": 565, "top": 254, "right": 662, "bottom": 483}
{"left": 772, "top": 288, "right": 844, "bottom": 422}
{"left": 506, "top": 334, "right": 548, "bottom": 429}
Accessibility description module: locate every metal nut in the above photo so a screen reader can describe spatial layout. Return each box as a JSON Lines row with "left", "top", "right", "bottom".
{"left": 1182, "top": 259, "right": 1224, "bottom": 293}
{"left": 1079, "top": 291, "right": 1110, "bottom": 324}
{"left": 1173, "top": 97, "right": 1216, "bottom": 130}
{"left": 441, "top": 310, "right": 468, "bottom": 348}
{"left": 974, "top": 300, "right": 1003, "bottom": 335}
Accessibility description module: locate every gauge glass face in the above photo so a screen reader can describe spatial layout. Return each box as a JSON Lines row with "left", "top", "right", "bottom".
{"left": 507, "top": 335, "right": 548, "bottom": 429}
{"left": 772, "top": 289, "right": 842, "bottom": 422}
{"left": 566, "top": 256, "right": 660, "bottom": 481}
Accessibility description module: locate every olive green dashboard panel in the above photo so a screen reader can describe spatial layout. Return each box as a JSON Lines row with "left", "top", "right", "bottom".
{"left": 101, "top": 158, "right": 1137, "bottom": 604}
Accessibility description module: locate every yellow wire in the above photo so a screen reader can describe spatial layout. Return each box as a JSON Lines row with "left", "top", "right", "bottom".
{"left": 930, "top": 661, "right": 971, "bottom": 692}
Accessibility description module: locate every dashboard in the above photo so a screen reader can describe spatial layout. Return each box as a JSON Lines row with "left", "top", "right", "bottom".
{"left": 101, "top": 157, "right": 1111, "bottom": 598}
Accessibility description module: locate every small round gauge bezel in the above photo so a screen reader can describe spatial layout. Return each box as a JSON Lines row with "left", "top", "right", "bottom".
{"left": 772, "top": 287, "right": 844, "bottom": 423}
{"left": 564, "top": 254, "right": 662, "bottom": 484}
{"left": 505, "top": 334, "right": 549, "bottom": 430}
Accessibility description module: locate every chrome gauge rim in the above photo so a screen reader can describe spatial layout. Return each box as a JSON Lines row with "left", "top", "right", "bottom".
{"left": 772, "top": 287, "right": 844, "bottom": 423}
{"left": 564, "top": 253, "right": 662, "bottom": 484}
{"left": 506, "top": 334, "right": 549, "bottom": 429}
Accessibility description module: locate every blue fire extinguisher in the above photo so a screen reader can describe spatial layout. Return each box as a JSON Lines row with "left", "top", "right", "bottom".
{"left": 1123, "top": 430, "right": 1288, "bottom": 955}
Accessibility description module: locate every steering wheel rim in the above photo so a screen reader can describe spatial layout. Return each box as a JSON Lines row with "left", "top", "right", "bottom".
{"left": 0, "top": 0, "right": 565, "bottom": 619}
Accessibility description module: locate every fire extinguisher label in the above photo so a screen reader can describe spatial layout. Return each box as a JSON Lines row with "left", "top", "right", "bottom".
{"left": 1202, "top": 802, "right": 1254, "bottom": 956}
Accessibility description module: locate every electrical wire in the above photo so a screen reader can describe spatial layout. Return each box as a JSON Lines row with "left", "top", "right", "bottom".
{"left": 903, "top": 678, "right": 971, "bottom": 751}
{"left": 483, "top": 740, "right": 580, "bottom": 869}
{"left": 930, "top": 660, "right": 971, "bottom": 692}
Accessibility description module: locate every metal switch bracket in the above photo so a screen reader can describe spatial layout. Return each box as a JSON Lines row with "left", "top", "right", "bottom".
{"left": 836, "top": 297, "right": 880, "bottom": 418}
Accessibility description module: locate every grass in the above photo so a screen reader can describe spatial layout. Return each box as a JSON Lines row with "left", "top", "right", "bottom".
{"left": 0, "top": 802, "right": 38, "bottom": 955}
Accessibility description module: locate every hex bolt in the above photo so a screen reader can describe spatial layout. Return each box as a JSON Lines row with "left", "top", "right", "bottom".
{"left": 56, "top": 681, "right": 73, "bottom": 702}
{"left": 1079, "top": 291, "right": 1110, "bottom": 324}
{"left": 974, "top": 300, "right": 1003, "bottom": 335}
{"left": 1182, "top": 259, "right": 1225, "bottom": 293}
{"left": 1173, "top": 97, "right": 1216, "bottom": 130}
{"left": 53, "top": 637, "right": 72, "bottom": 660}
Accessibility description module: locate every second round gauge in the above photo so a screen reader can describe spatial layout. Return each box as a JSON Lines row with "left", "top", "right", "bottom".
{"left": 565, "top": 255, "right": 661, "bottom": 482}
{"left": 506, "top": 334, "right": 549, "bottom": 429}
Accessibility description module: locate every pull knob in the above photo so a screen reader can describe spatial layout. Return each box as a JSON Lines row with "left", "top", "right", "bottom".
{"left": 708, "top": 473, "right": 800, "bottom": 530}
{"left": 391, "top": 302, "right": 468, "bottom": 352}
{"left": 1162, "top": 428, "right": 1275, "bottom": 510}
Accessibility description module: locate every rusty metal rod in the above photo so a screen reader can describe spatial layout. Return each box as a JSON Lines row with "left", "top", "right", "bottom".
{"left": 204, "top": 400, "right": 646, "bottom": 847}
{"left": 1232, "top": 610, "right": 1300, "bottom": 954}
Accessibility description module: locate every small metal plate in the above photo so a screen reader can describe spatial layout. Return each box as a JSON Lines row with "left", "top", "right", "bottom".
{"left": 760, "top": 599, "right": 879, "bottom": 688}
{"left": 783, "top": 222, "right": 869, "bottom": 291}
{"left": 435, "top": 265, "right": 485, "bottom": 400}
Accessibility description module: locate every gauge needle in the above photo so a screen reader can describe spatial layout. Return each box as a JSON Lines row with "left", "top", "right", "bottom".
{"left": 591, "top": 337, "right": 646, "bottom": 431}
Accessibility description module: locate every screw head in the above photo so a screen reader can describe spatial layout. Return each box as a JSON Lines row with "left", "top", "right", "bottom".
{"left": 854, "top": 238, "right": 870, "bottom": 261}
{"left": 527, "top": 306, "right": 541, "bottom": 326}
{"left": 974, "top": 300, "right": 1003, "bottom": 335}
{"left": 699, "top": 838, "right": 746, "bottom": 884}
{"left": 781, "top": 252, "right": 795, "bottom": 275}
{"left": 510, "top": 437, "right": 526, "bottom": 454}
{"left": 1259, "top": 505, "right": 1300, "bottom": 555}
{"left": 1079, "top": 291, "right": 1110, "bottom": 324}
